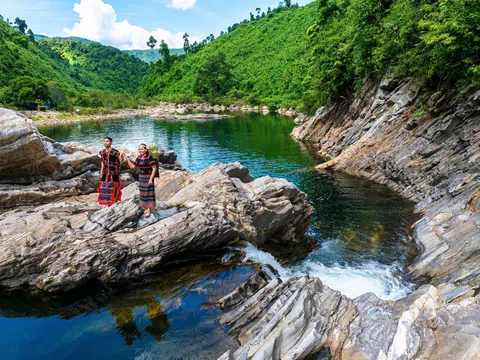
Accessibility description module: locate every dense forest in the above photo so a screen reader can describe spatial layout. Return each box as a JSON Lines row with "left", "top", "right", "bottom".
{"left": 0, "top": 18, "right": 148, "bottom": 110}
{"left": 140, "top": 0, "right": 479, "bottom": 112}
{"left": 1, "top": 0, "right": 479, "bottom": 113}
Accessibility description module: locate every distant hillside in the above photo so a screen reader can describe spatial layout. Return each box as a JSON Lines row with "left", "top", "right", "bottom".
{"left": 39, "top": 38, "right": 148, "bottom": 93}
{"left": 124, "top": 48, "right": 184, "bottom": 63}
{"left": 34, "top": 34, "right": 94, "bottom": 44}
{"left": 140, "top": 2, "right": 319, "bottom": 108}
{"left": 0, "top": 20, "right": 148, "bottom": 109}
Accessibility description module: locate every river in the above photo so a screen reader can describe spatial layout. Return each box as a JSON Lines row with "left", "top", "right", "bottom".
{"left": 0, "top": 113, "right": 418, "bottom": 359}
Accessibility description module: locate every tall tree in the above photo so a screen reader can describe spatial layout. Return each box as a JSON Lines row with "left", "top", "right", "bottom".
{"left": 182, "top": 33, "right": 190, "bottom": 54}
{"left": 285, "top": 0, "right": 292, "bottom": 7}
{"left": 250, "top": 12, "right": 255, "bottom": 21}
{"left": 27, "top": 29, "right": 35, "bottom": 42}
{"left": 146, "top": 36, "right": 157, "bottom": 49}
{"left": 14, "top": 17, "right": 27, "bottom": 34}
{"left": 194, "top": 52, "right": 233, "bottom": 99}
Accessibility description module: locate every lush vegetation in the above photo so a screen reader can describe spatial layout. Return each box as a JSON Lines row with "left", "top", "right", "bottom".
{"left": 38, "top": 38, "right": 148, "bottom": 93}
{"left": 140, "top": 1, "right": 316, "bottom": 108}
{"left": 1, "top": 0, "right": 479, "bottom": 114}
{"left": 303, "top": 0, "right": 480, "bottom": 112}
{"left": 124, "top": 48, "right": 184, "bottom": 63}
{"left": 0, "top": 18, "right": 149, "bottom": 110}
{"left": 140, "top": 0, "right": 479, "bottom": 112}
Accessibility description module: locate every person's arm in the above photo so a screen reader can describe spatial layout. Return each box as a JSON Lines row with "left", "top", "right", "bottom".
{"left": 149, "top": 157, "right": 156, "bottom": 185}
{"left": 99, "top": 152, "right": 104, "bottom": 176}
{"left": 123, "top": 153, "right": 136, "bottom": 169}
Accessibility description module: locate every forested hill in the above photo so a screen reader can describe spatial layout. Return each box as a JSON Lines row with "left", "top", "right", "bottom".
{"left": 140, "top": 0, "right": 479, "bottom": 112}
{"left": 124, "top": 48, "right": 184, "bottom": 63}
{"left": 140, "top": 1, "right": 319, "bottom": 109}
{"left": 0, "top": 19, "right": 148, "bottom": 109}
{"left": 38, "top": 38, "right": 148, "bottom": 92}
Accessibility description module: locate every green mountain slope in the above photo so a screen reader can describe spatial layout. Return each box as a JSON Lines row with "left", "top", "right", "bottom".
{"left": 124, "top": 48, "right": 184, "bottom": 63}
{"left": 0, "top": 20, "right": 85, "bottom": 94}
{"left": 39, "top": 38, "right": 148, "bottom": 92}
{"left": 140, "top": 2, "right": 320, "bottom": 108}
{"left": 0, "top": 20, "right": 149, "bottom": 109}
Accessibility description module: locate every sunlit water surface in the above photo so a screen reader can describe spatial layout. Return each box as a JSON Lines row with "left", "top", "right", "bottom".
{"left": 0, "top": 114, "right": 417, "bottom": 359}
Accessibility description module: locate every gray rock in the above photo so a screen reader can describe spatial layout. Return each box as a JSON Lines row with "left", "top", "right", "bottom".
{"left": 218, "top": 274, "right": 480, "bottom": 360}
{"left": 292, "top": 80, "right": 480, "bottom": 288}
{"left": 0, "top": 108, "right": 100, "bottom": 184}
{"left": 0, "top": 162, "right": 314, "bottom": 292}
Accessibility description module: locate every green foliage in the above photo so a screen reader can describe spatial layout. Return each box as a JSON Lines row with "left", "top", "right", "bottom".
{"left": 305, "top": 0, "right": 480, "bottom": 110}
{"left": 123, "top": 48, "right": 184, "bottom": 63}
{"left": 0, "top": 19, "right": 149, "bottom": 109}
{"left": 38, "top": 38, "right": 149, "bottom": 93}
{"left": 140, "top": 2, "right": 318, "bottom": 108}
{"left": 147, "top": 36, "right": 157, "bottom": 49}
{"left": 14, "top": 17, "right": 27, "bottom": 34}
{"left": 0, "top": 76, "right": 49, "bottom": 107}
{"left": 194, "top": 52, "right": 233, "bottom": 99}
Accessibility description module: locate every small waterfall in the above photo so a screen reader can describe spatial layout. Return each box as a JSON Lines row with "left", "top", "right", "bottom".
{"left": 241, "top": 242, "right": 414, "bottom": 301}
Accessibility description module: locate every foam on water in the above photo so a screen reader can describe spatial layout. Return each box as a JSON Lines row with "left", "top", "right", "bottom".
{"left": 242, "top": 243, "right": 413, "bottom": 301}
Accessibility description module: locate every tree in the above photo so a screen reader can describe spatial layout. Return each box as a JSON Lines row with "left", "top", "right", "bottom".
{"left": 47, "top": 81, "right": 67, "bottom": 109}
{"left": 0, "top": 76, "right": 49, "bottom": 108}
{"left": 267, "top": 7, "right": 272, "bottom": 13}
{"left": 27, "top": 29, "right": 35, "bottom": 42}
{"left": 182, "top": 33, "right": 190, "bottom": 54}
{"left": 250, "top": 12, "right": 255, "bottom": 21}
{"left": 285, "top": 0, "right": 292, "bottom": 7}
{"left": 159, "top": 40, "right": 170, "bottom": 58}
{"left": 14, "top": 17, "right": 27, "bottom": 34}
{"left": 194, "top": 52, "right": 233, "bottom": 99}
{"left": 147, "top": 36, "right": 157, "bottom": 49}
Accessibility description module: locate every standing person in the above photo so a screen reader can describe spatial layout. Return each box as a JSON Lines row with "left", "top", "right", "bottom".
{"left": 98, "top": 137, "right": 123, "bottom": 206}
{"left": 123, "top": 144, "right": 157, "bottom": 217}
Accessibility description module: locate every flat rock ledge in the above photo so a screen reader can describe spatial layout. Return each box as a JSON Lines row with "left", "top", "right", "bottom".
{"left": 217, "top": 272, "right": 480, "bottom": 360}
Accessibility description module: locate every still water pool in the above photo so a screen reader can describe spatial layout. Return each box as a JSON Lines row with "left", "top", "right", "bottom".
{"left": 0, "top": 113, "right": 417, "bottom": 359}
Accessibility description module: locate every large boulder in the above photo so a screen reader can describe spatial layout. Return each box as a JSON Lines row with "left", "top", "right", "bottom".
{"left": 0, "top": 162, "right": 314, "bottom": 292}
{"left": 0, "top": 108, "right": 99, "bottom": 184}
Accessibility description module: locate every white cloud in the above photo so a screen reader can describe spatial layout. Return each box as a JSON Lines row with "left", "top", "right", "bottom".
{"left": 168, "top": 0, "right": 197, "bottom": 10}
{"left": 63, "top": 0, "right": 200, "bottom": 50}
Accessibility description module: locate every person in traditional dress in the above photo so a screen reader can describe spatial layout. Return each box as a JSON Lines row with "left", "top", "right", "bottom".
{"left": 98, "top": 137, "right": 123, "bottom": 206}
{"left": 123, "top": 144, "right": 157, "bottom": 217}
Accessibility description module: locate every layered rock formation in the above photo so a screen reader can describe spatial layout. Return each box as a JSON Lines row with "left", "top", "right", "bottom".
{"left": 0, "top": 113, "right": 314, "bottom": 293}
{"left": 218, "top": 273, "right": 480, "bottom": 360}
{"left": 0, "top": 108, "right": 100, "bottom": 184}
{"left": 292, "top": 80, "right": 480, "bottom": 289}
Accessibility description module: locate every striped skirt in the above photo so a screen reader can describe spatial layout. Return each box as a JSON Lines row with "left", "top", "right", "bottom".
{"left": 138, "top": 173, "right": 156, "bottom": 208}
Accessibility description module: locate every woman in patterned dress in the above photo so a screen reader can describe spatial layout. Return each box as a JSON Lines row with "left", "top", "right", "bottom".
{"left": 123, "top": 144, "right": 157, "bottom": 217}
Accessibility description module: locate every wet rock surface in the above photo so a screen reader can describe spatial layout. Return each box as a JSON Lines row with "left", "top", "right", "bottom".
{"left": 218, "top": 273, "right": 480, "bottom": 360}
{"left": 292, "top": 80, "right": 480, "bottom": 289}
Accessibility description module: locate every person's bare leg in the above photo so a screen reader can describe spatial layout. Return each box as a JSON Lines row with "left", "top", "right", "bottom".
{"left": 145, "top": 207, "right": 151, "bottom": 217}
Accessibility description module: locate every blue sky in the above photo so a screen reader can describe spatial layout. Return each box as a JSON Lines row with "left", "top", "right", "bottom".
{"left": 1, "top": 0, "right": 314, "bottom": 49}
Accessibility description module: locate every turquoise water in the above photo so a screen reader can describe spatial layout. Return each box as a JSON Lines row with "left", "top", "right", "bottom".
{"left": 0, "top": 113, "right": 417, "bottom": 359}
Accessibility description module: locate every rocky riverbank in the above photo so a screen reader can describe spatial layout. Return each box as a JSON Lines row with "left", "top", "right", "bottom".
{"left": 0, "top": 108, "right": 314, "bottom": 292}
{"left": 217, "top": 270, "right": 480, "bottom": 360}
{"left": 210, "top": 78, "right": 479, "bottom": 360}
{"left": 25, "top": 102, "right": 300, "bottom": 126}
{"left": 292, "top": 78, "right": 479, "bottom": 289}
{"left": 222, "top": 78, "right": 479, "bottom": 359}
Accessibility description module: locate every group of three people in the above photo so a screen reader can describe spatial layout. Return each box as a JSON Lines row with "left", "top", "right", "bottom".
{"left": 98, "top": 137, "right": 157, "bottom": 217}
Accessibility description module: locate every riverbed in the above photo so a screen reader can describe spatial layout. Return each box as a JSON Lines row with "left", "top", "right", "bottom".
{"left": 0, "top": 113, "right": 418, "bottom": 359}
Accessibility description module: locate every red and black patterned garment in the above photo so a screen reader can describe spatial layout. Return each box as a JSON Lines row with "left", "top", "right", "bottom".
{"left": 135, "top": 155, "right": 156, "bottom": 208}
{"left": 98, "top": 148, "right": 122, "bottom": 206}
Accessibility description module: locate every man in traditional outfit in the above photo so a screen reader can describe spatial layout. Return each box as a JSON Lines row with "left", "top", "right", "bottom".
{"left": 98, "top": 137, "right": 123, "bottom": 206}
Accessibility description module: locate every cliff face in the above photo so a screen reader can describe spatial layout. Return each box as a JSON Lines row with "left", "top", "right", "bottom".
{"left": 292, "top": 79, "right": 480, "bottom": 287}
